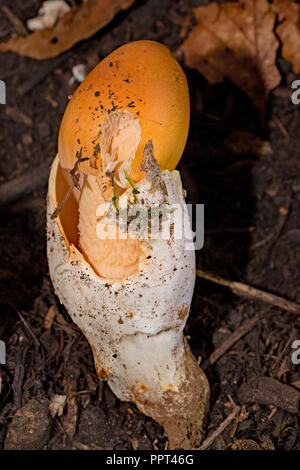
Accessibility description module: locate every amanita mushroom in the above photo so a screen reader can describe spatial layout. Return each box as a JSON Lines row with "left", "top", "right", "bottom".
{"left": 47, "top": 40, "right": 209, "bottom": 449}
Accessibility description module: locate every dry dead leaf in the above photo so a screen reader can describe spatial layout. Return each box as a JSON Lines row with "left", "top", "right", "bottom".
{"left": 0, "top": 0, "right": 136, "bottom": 60}
{"left": 272, "top": 0, "right": 300, "bottom": 73}
{"left": 181, "top": 0, "right": 281, "bottom": 114}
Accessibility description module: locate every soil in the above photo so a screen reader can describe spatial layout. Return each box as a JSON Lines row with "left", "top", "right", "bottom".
{"left": 0, "top": 0, "right": 299, "bottom": 451}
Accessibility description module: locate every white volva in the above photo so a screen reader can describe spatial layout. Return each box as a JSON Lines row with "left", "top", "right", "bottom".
{"left": 47, "top": 155, "right": 209, "bottom": 449}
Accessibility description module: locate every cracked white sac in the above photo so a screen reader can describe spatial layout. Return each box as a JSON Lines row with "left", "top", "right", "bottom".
{"left": 47, "top": 154, "right": 209, "bottom": 449}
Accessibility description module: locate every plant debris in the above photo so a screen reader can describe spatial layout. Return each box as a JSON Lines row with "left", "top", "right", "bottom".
{"left": 4, "top": 399, "right": 51, "bottom": 450}
{"left": 140, "top": 140, "right": 167, "bottom": 195}
{"left": 1, "top": 0, "right": 300, "bottom": 452}
{"left": 27, "top": 1, "right": 71, "bottom": 32}
{"left": 237, "top": 376, "right": 300, "bottom": 414}
{"left": 181, "top": 0, "right": 281, "bottom": 116}
{"left": 49, "top": 394, "right": 67, "bottom": 418}
{"left": 0, "top": 0, "right": 136, "bottom": 59}
{"left": 271, "top": 0, "right": 300, "bottom": 73}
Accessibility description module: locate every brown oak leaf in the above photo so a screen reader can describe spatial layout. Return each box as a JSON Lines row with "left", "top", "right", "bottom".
{"left": 272, "top": 0, "right": 300, "bottom": 73}
{"left": 0, "top": 0, "right": 136, "bottom": 60}
{"left": 181, "top": 0, "right": 281, "bottom": 114}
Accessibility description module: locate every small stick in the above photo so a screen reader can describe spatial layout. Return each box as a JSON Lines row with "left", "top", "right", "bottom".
{"left": 251, "top": 193, "right": 291, "bottom": 250}
{"left": 0, "top": 161, "right": 50, "bottom": 206}
{"left": 1, "top": 6, "right": 28, "bottom": 36}
{"left": 196, "top": 269, "right": 300, "bottom": 315}
{"left": 202, "top": 313, "right": 260, "bottom": 370}
{"left": 199, "top": 402, "right": 240, "bottom": 450}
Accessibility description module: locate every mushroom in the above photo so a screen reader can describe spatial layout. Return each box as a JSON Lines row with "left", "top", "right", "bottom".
{"left": 47, "top": 40, "right": 209, "bottom": 449}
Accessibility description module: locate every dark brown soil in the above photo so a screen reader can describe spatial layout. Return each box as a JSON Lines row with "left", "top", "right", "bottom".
{"left": 0, "top": 0, "right": 299, "bottom": 451}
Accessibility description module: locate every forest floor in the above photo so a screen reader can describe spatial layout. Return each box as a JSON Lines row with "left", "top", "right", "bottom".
{"left": 0, "top": 0, "right": 299, "bottom": 450}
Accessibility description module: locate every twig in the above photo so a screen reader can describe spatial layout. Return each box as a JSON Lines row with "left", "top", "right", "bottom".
{"left": 7, "top": 300, "right": 41, "bottom": 348}
{"left": 1, "top": 6, "right": 27, "bottom": 36}
{"left": 4, "top": 105, "right": 32, "bottom": 126}
{"left": 237, "top": 377, "right": 300, "bottom": 414}
{"left": 251, "top": 193, "right": 291, "bottom": 250}
{"left": 202, "top": 313, "right": 261, "bottom": 370}
{"left": 196, "top": 269, "right": 300, "bottom": 314}
{"left": 68, "top": 390, "right": 91, "bottom": 400}
{"left": 273, "top": 116, "right": 290, "bottom": 139}
{"left": 11, "top": 195, "right": 45, "bottom": 212}
{"left": 200, "top": 402, "right": 240, "bottom": 450}
{"left": 17, "top": 53, "right": 69, "bottom": 96}
{"left": 0, "top": 161, "right": 50, "bottom": 206}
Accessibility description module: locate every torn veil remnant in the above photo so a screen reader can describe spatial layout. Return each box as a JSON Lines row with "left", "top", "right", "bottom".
{"left": 100, "top": 111, "right": 141, "bottom": 188}
{"left": 78, "top": 110, "right": 142, "bottom": 279}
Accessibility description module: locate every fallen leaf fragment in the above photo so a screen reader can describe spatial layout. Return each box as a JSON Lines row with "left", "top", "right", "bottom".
{"left": 0, "top": 0, "right": 136, "bottom": 60}
{"left": 271, "top": 0, "right": 300, "bottom": 73}
{"left": 4, "top": 399, "right": 51, "bottom": 450}
{"left": 49, "top": 394, "right": 67, "bottom": 417}
{"left": 181, "top": 0, "right": 280, "bottom": 112}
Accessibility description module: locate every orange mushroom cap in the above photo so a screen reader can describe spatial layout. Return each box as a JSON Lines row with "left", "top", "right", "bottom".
{"left": 58, "top": 40, "right": 190, "bottom": 182}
